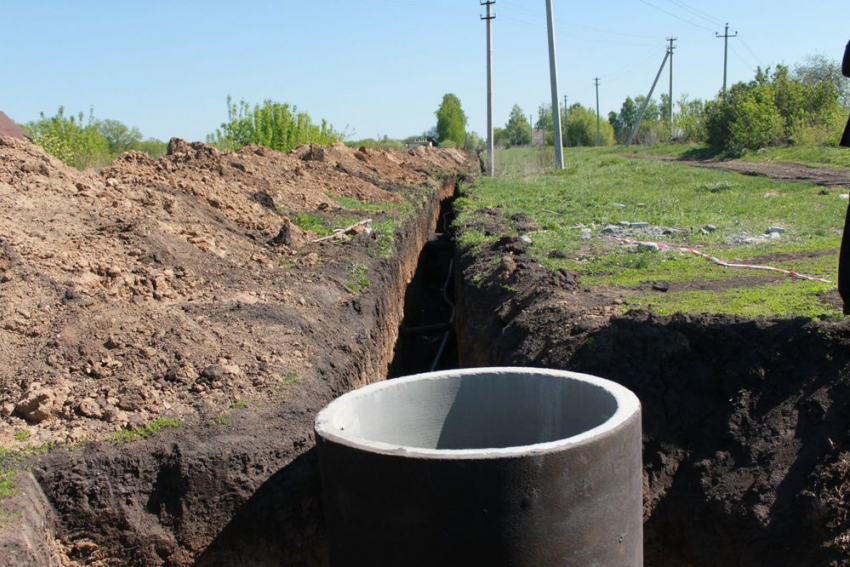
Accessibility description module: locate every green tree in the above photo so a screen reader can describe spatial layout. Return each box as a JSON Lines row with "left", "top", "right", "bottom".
{"left": 794, "top": 54, "right": 850, "bottom": 108}
{"left": 673, "top": 95, "right": 707, "bottom": 142}
{"left": 209, "top": 96, "right": 341, "bottom": 152}
{"left": 565, "top": 104, "right": 615, "bottom": 146}
{"left": 24, "top": 107, "right": 111, "bottom": 169}
{"left": 97, "top": 119, "right": 142, "bottom": 155}
{"left": 503, "top": 105, "right": 531, "bottom": 147}
{"left": 435, "top": 94, "right": 467, "bottom": 146}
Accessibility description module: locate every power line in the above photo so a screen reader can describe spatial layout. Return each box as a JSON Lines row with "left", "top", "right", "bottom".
{"left": 739, "top": 37, "right": 764, "bottom": 67}
{"left": 636, "top": 0, "right": 714, "bottom": 33}
{"left": 665, "top": 0, "right": 723, "bottom": 27}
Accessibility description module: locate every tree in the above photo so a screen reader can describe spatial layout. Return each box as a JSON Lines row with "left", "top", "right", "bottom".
{"left": 435, "top": 94, "right": 467, "bottom": 146}
{"left": 565, "top": 104, "right": 615, "bottom": 146}
{"left": 503, "top": 105, "right": 531, "bottom": 147}
{"left": 97, "top": 119, "right": 142, "bottom": 155}
{"left": 794, "top": 54, "right": 850, "bottom": 108}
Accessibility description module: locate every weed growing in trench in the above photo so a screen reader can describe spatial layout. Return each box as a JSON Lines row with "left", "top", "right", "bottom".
{"left": 346, "top": 262, "right": 371, "bottom": 293}
{"left": 13, "top": 430, "right": 29, "bottom": 442}
{"left": 113, "top": 418, "right": 181, "bottom": 442}
{"left": 279, "top": 372, "right": 300, "bottom": 388}
{"left": 229, "top": 400, "right": 248, "bottom": 409}
{"left": 0, "top": 469, "right": 16, "bottom": 501}
{"left": 210, "top": 415, "right": 231, "bottom": 426}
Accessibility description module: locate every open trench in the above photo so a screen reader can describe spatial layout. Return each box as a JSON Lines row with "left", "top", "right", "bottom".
{"left": 8, "top": 175, "right": 850, "bottom": 566}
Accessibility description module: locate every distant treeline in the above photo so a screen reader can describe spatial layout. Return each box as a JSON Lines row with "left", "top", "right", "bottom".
{"left": 502, "top": 54, "right": 849, "bottom": 153}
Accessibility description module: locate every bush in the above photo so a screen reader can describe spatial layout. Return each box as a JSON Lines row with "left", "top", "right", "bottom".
{"left": 24, "top": 107, "right": 166, "bottom": 169}
{"left": 209, "top": 96, "right": 342, "bottom": 152}
{"left": 705, "top": 66, "right": 841, "bottom": 152}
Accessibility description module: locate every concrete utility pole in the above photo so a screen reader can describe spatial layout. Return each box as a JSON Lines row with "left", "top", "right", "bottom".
{"left": 626, "top": 49, "right": 671, "bottom": 147}
{"left": 715, "top": 23, "right": 737, "bottom": 96}
{"left": 563, "top": 95, "right": 569, "bottom": 147}
{"left": 667, "top": 37, "right": 676, "bottom": 135}
{"left": 529, "top": 113, "right": 534, "bottom": 145}
{"left": 545, "top": 0, "right": 564, "bottom": 169}
{"left": 594, "top": 78, "right": 601, "bottom": 147}
{"left": 481, "top": 1, "right": 496, "bottom": 176}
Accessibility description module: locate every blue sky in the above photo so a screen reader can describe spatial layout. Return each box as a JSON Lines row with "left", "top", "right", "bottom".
{"left": 2, "top": 0, "right": 847, "bottom": 143}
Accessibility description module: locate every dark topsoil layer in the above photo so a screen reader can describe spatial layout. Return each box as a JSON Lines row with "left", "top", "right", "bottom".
{"left": 455, "top": 214, "right": 850, "bottom": 566}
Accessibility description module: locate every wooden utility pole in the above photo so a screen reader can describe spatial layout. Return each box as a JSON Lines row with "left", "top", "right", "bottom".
{"left": 545, "top": 0, "right": 564, "bottom": 169}
{"left": 594, "top": 78, "right": 601, "bottom": 146}
{"left": 481, "top": 1, "right": 496, "bottom": 175}
{"left": 715, "top": 23, "right": 737, "bottom": 96}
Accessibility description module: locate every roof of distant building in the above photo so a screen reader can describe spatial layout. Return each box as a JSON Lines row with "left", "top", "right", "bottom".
{"left": 0, "top": 111, "right": 27, "bottom": 140}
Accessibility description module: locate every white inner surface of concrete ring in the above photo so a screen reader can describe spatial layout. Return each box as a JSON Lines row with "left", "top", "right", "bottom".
{"left": 314, "top": 367, "right": 641, "bottom": 459}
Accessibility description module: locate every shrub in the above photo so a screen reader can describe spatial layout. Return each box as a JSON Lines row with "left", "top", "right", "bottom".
{"left": 209, "top": 96, "right": 342, "bottom": 152}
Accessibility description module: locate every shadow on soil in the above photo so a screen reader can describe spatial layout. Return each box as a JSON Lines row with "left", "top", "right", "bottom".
{"left": 195, "top": 448, "right": 328, "bottom": 567}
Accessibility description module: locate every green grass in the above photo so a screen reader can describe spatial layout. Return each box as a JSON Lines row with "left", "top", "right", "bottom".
{"left": 229, "top": 400, "right": 248, "bottom": 409}
{"left": 613, "top": 142, "right": 850, "bottom": 169}
{"left": 346, "top": 262, "right": 371, "bottom": 293}
{"left": 113, "top": 418, "right": 181, "bottom": 442}
{"left": 13, "top": 430, "right": 29, "bottom": 442}
{"left": 0, "top": 469, "right": 16, "bottom": 501}
{"left": 279, "top": 371, "right": 300, "bottom": 387}
{"left": 459, "top": 147, "right": 846, "bottom": 318}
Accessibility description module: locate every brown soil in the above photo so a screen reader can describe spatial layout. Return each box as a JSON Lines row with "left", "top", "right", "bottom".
{"left": 455, "top": 217, "right": 850, "bottom": 566}
{"left": 0, "top": 136, "right": 468, "bottom": 566}
{"left": 0, "top": 137, "right": 467, "bottom": 447}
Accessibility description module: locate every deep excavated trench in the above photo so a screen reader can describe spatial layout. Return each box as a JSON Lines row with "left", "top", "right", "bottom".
{"left": 8, "top": 174, "right": 850, "bottom": 567}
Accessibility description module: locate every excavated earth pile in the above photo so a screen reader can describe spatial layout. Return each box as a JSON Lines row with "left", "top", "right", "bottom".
{"left": 0, "top": 136, "right": 469, "bottom": 565}
{"left": 455, "top": 214, "right": 850, "bottom": 566}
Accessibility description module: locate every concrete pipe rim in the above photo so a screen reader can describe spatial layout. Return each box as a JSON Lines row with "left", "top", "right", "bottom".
{"left": 314, "top": 367, "right": 641, "bottom": 460}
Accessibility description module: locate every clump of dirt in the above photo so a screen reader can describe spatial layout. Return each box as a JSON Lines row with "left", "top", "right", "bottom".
{"left": 0, "top": 136, "right": 469, "bottom": 447}
{"left": 456, "top": 228, "right": 850, "bottom": 566}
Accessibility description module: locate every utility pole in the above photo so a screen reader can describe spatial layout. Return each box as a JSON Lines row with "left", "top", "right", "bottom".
{"left": 529, "top": 113, "right": 534, "bottom": 145}
{"left": 667, "top": 36, "right": 676, "bottom": 137}
{"left": 626, "top": 48, "right": 671, "bottom": 147}
{"left": 715, "top": 23, "right": 737, "bottom": 96}
{"left": 481, "top": 1, "right": 496, "bottom": 175}
{"left": 594, "top": 78, "right": 601, "bottom": 147}
{"left": 563, "top": 95, "right": 569, "bottom": 148}
{"left": 545, "top": 0, "right": 564, "bottom": 169}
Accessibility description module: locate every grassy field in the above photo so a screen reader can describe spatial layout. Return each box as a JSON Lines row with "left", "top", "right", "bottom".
{"left": 611, "top": 142, "right": 850, "bottom": 169}
{"left": 459, "top": 146, "right": 848, "bottom": 318}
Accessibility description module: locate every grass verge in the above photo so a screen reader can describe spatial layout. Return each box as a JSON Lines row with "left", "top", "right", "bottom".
{"left": 458, "top": 147, "right": 846, "bottom": 318}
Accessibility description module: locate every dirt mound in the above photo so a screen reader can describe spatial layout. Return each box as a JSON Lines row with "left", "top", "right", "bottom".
{"left": 0, "top": 136, "right": 470, "bottom": 446}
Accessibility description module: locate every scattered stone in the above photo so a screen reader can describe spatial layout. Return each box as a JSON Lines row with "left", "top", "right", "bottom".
{"left": 612, "top": 203, "right": 627, "bottom": 209}
{"left": 580, "top": 228, "right": 592, "bottom": 241}
{"left": 500, "top": 255, "right": 517, "bottom": 278}
{"left": 600, "top": 225, "right": 619, "bottom": 235}
{"left": 630, "top": 222, "right": 650, "bottom": 229}
{"left": 269, "top": 218, "right": 293, "bottom": 247}
{"left": 769, "top": 232, "right": 782, "bottom": 240}
{"left": 766, "top": 226, "right": 786, "bottom": 234}
{"left": 77, "top": 398, "right": 103, "bottom": 419}
{"left": 840, "top": 194, "right": 849, "bottom": 200}
{"left": 703, "top": 225, "right": 717, "bottom": 233}
{"left": 15, "top": 384, "right": 69, "bottom": 423}
{"left": 105, "top": 177, "right": 119, "bottom": 188}
{"left": 519, "top": 235, "right": 533, "bottom": 245}
{"left": 618, "top": 221, "right": 631, "bottom": 227}
{"left": 230, "top": 161, "right": 247, "bottom": 172}
{"left": 548, "top": 249, "right": 569, "bottom": 259}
